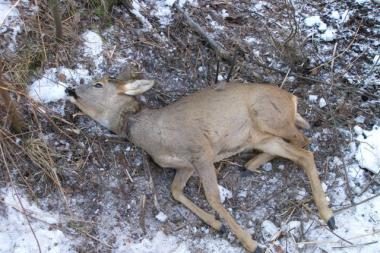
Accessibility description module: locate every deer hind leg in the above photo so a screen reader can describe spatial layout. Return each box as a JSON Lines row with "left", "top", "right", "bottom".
{"left": 194, "top": 158, "right": 258, "bottom": 252}
{"left": 255, "top": 136, "right": 335, "bottom": 229}
{"left": 171, "top": 168, "right": 222, "bottom": 231}
{"left": 245, "top": 127, "right": 307, "bottom": 172}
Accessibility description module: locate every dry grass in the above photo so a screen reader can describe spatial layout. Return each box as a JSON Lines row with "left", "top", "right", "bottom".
{"left": 0, "top": 0, "right": 123, "bottom": 205}
{"left": 3, "top": 0, "right": 81, "bottom": 85}
{"left": 1, "top": 0, "right": 106, "bottom": 191}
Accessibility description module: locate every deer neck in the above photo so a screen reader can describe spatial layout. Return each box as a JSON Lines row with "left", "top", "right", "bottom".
{"left": 123, "top": 107, "right": 157, "bottom": 145}
{"left": 110, "top": 100, "right": 145, "bottom": 137}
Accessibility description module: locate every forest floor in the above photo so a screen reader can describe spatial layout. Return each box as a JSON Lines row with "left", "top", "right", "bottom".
{"left": 0, "top": 0, "right": 379, "bottom": 252}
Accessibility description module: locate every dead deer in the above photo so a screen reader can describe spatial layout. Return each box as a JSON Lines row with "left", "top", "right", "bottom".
{"left": 66, "top": 74, "right": 335, "bottom": 252}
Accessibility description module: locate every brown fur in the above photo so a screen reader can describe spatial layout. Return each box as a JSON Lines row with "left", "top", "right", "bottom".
{"left": 68, "top": 78, "right": 333, "bottom": 252}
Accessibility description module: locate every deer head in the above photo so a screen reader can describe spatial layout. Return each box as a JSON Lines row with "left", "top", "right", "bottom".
{"left": 66, "top": 76, "right": 154, "bottom": 135}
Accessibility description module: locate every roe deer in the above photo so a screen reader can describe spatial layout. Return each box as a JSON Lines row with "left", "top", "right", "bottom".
{"left": 66, "top": 74, "right": 335, "bottom": 252}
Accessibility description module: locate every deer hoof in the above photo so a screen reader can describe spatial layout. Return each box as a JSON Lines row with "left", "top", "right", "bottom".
{"left": 327, "top": 217, "right": 336, "bottom": 230}
{"left": 219, "top": 224, "right": 228, "bottom": 235}
{"left": 240, "top": 170, "right": 252, "bottom": 177}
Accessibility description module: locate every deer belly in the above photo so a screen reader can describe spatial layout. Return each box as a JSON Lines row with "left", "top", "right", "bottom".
{"left": 213, "top": 127, "right": 253, "bottom": 162}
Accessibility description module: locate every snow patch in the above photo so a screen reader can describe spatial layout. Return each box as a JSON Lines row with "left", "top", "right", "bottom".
{"left": 308, "top": 94, "right": 318, "bottom": 103}
{"left": 237, "top": 190, "right": 247, "bottom": 198}
{"left": 261, "top": 220, "right": 279, "bottom": 242}
{"left": 207, "top": 14, "right": 224, "bottom": 31}
{"left": 355, "top": 0, "right": 371, "bottom": 4}
{"left": 153, "top": 0, "right": 198, "bottom": 24}
{"left": 319, "top": 97, "right": 327, "bottom": 108}
{"left": 262, "top": 162, "right": 272, "bottom": 171}
{"left": 0, "top": 0, "right": 22, "bottom": 51}
{"left": 304, "top": 16, "right": 325, "bottom": 28}
{"left": 28, "top": 68, "right": 67, "bottom": 103}
{"left": 130, "top": 1, "right": 153, "bottom": 30}
{"left": 320, "top": 27, "right": 337, "bottom": 41}
{"left": 355, "top": 125, "right": 380, "bottom": 173}
{"left": 355, "top": 115, "right": 366, "bottom": 124}
{"left": 218, "top": 185, "right": 232, "bottom": 203}
{"left": 155, "top": 211, "right": 168, "bottom": 222}
{"left": 0, "top": 187, "right": 75, "bottom": 253}
{"left": 114, "top": 230, "right": 242, "bottom": 253}
{"left": 330, "top": 11, "right": 340, "bottom": 20}
{"left": 152, "top": 1, "right": 173, "bottom": 27}
{"left": 221, "top": 9, "right": 229, "bottom": 19}
{"left": 28, "top": 67, "right": 91, "bottom": 103}
{"left": 304, "top": 194, "right": 380, "bottom": 253}
{"left": 82, "top": 30, "right": 104, "bottom": 71}
{"left": 115, "top": 231, "right": 189, "bottom": 253}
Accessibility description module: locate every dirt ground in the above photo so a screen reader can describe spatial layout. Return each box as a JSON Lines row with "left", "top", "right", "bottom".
{"left": 1, "top": 0, "right": 379, "bottom": 252}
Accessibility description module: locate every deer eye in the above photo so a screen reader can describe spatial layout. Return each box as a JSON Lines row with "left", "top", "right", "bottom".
{"left": 94, "top": 82, "right": 103, "bottom": 88}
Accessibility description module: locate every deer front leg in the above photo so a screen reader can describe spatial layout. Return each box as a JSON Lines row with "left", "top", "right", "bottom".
{"left": 194, "top": 158, "right": 260, "bottom": 253}
{"left": 171, "top": 168, "right": 222, "bottom": 231}
{"left": 245, "top": 153, "right": 275, "bottom": 172}
{"left": 245, "top": 133, "right": 309, "bottom": 172}
{"left": 255, "top": 137, "right": 335, "bottom": 229}
{"left": 246, "top": 132, "right": 311, "bottom": 172}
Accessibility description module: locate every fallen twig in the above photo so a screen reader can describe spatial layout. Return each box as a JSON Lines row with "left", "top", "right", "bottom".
{"left": 298, "top": 230, "right": 380, "bottom": 246}
{"left": 332, "top": 240, "right": 378, "bottom": 249}
{"left": 334, "top": 193, "right": 380, "bottom": 213}
{"left": 251, "top": 57, "right": 329, "bottom": 84}
{"left": 280, "top": 68, "right": 291, "bottom": 88}
{"left": 326, "top": 227, "right": 353, "bottom": 245}
{"left": 139, "top": 194, "right": 147, "bottom": 234}
{"left": 358, "top": 171, "right": 380, "bottom": 196}
{"left": 174, "top": 3, "right": 232, "bottom": 63}
{"left": 142, "top": 152, "right": 160, "bottom": 211}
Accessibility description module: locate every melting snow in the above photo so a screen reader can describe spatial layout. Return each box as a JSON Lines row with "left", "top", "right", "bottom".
{"left": 0, "top": 0, "right": 22, "bottom": 51}
{"left": 0, "top": 187, "right": 75, "bottom": 253}
{"left": 262, "top": 162, "right": 273, "bottom": 172}
{"left": 0, "top": 0, "right": 19, "bottom": 27}
{"left": 303, "top": 194, "right": 380, "bottom": 253}
{"left": 261, "top": 220, "right": 280, "bottom": 242}
{"left": 355, "top": 125, "right": 380, "bottom": 174}
{"left": 152, "top": 1, "right": 173, "bottom": 27}
{"left": 114, "top": 230, "right": 242, "bottom": 253}
{"left": 115, "top": 231, "right": 189, "bottom": 253}
{"left": 82, "top": 30, "right": 104, "bottom": 71}
{"left": 155, "top": 211, "right": 168, "bottom": 222}
{"left": 319, "top": 97, "right": 327, "bottom": 108}
{"left": 28, "top": 68, "right": 68, "bottom": 103}
{"left": 308, "top": 94, "right": 318, "bottom": 103}
{"left": 130, "top": 0, "right": 153, "bottom": 30}
{"left": 320, "top": 27, "right": 337, "bottom": 41}
{"left": 304, "top": 16, "right": 325, "bottom": 28}
{"left": 218, "top": 185, "right": 233, "bottom": 203}
{"left": 28, "top": 67, "right": 91, "bottom": 103}
{"left": 330, "top": 10, "right": 340, "bottom": 20}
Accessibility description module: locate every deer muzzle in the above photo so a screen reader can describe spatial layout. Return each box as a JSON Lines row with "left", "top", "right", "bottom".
{"left": 65, "top": 87, "right": 78, "bottom": 99}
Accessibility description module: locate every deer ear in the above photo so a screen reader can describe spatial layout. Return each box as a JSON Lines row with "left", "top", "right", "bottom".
{"left": 121, "top": 80, "right": 155, "bottom": 95}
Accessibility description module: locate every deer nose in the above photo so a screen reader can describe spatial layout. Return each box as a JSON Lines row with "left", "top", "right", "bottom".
{"left": 65, "top": 87, "right": 78, "bottom": 99}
